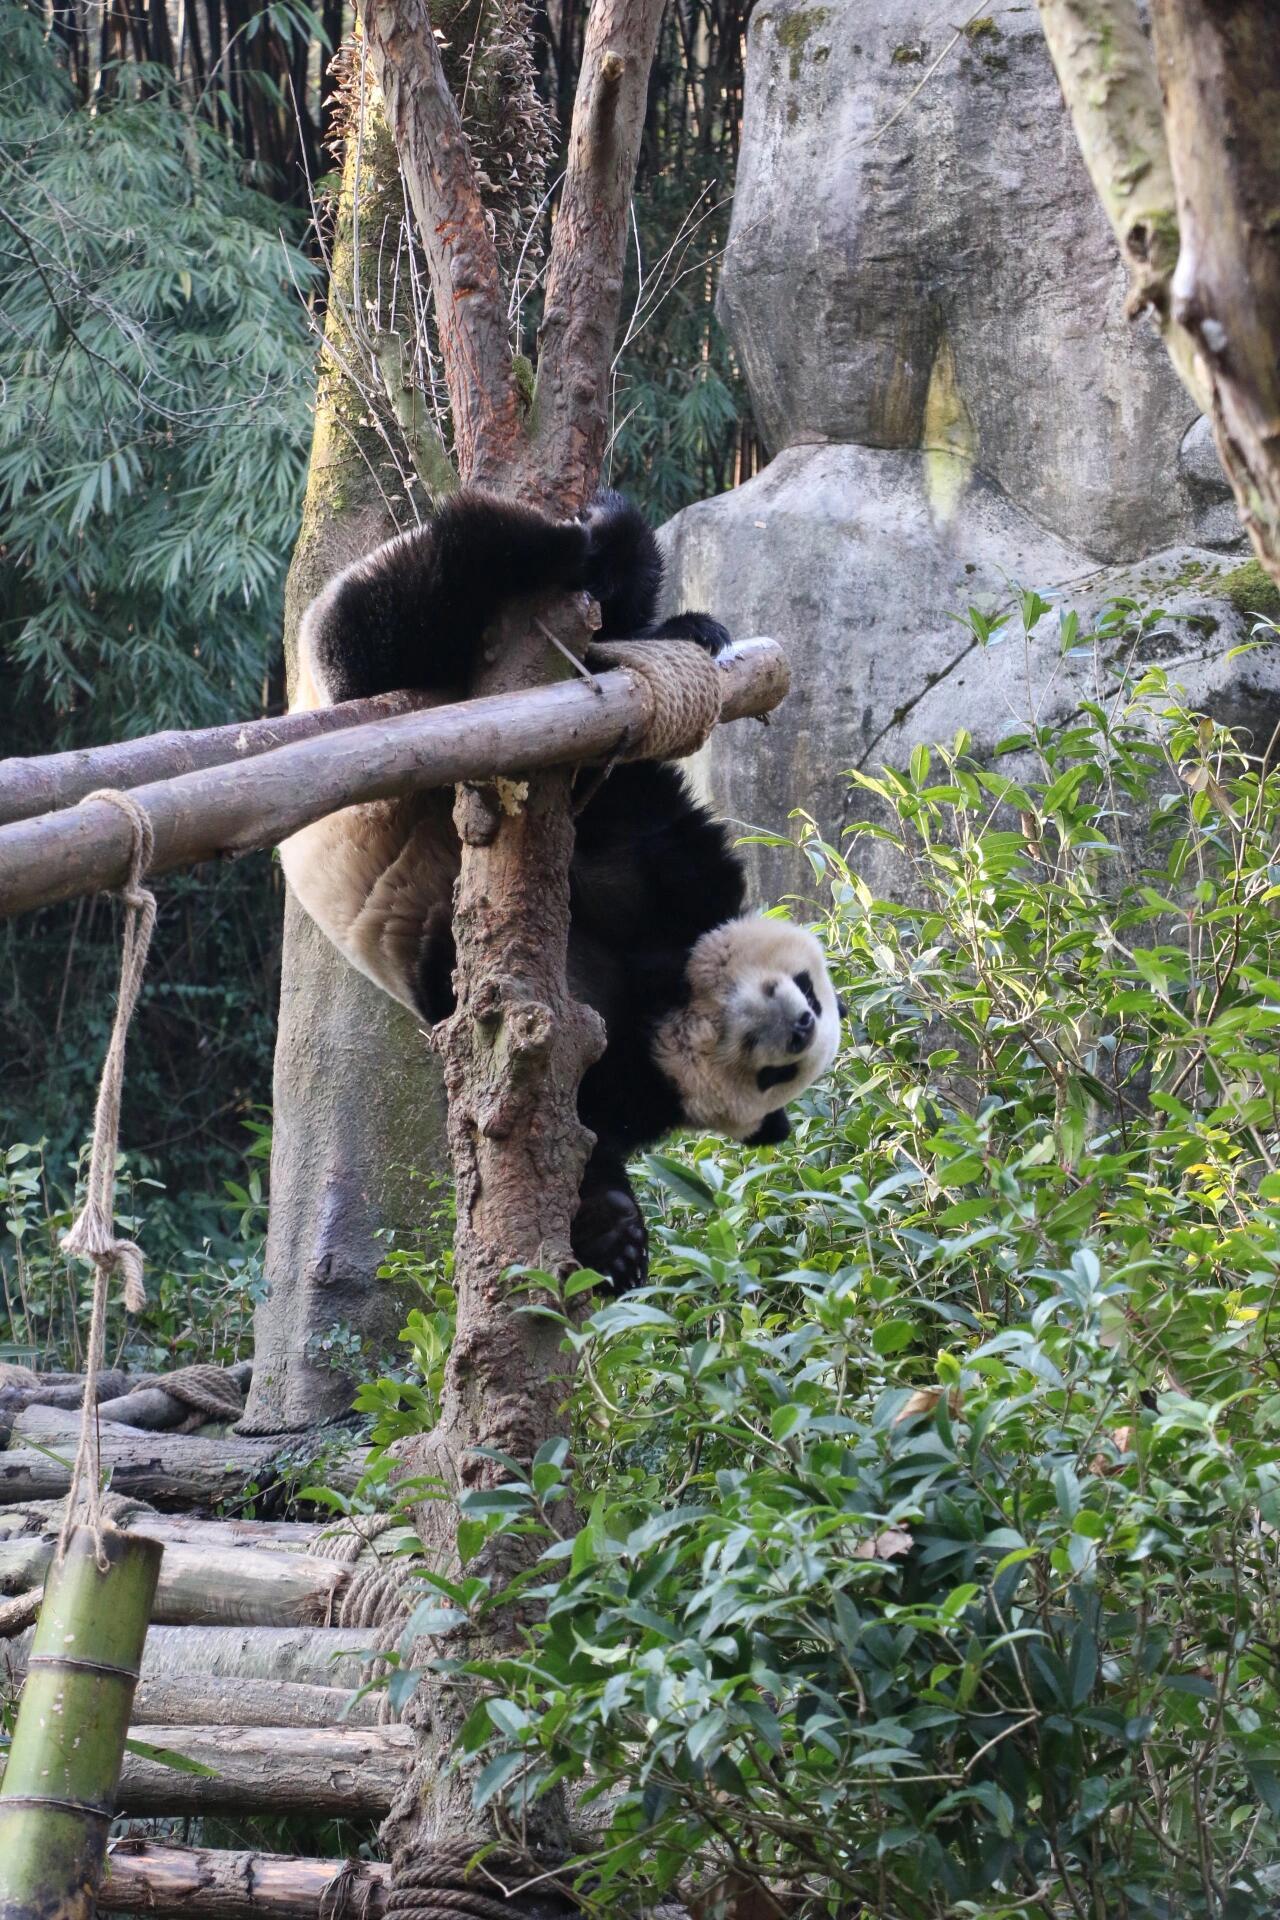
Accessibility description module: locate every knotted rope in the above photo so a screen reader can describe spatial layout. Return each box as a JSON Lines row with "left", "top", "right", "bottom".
{"left": 57, "top": 789, "right": 157, "bottom": 1565}
{"left": 589, "top": 638, "right": 722, "bottom": 760}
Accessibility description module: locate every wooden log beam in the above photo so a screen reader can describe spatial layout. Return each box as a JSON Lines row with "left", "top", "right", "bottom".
{"left": 0, "top": 1432, "right": 368, "bottom": 1510}
{"left": 110, "top": 1724, "right": 413, "bottom": 1816}
{"left": 98, "top": 1842, "right": 389, "bottom": 1920}
{"left": 0, "top": 1508, "right": 327, "bottom": 1552}
{"left": 0, "top": 1536, "right": 360, "bottom": 1628}
{"left": 0, "top": 640, "right": 789, "bottom": 919}
{"left": 130, "top": 1673, "right": 379, "bottom": 1729}
{"left": 0, "top": 692, "right": 432, "bottom": 827}
{"left": 2, "top": 1626, "right": 382, "bottom": 1694}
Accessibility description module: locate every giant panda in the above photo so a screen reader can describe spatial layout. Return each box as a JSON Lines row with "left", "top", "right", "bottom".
{"left": 280, "top": 490, "right": 840, "bottom": 1290}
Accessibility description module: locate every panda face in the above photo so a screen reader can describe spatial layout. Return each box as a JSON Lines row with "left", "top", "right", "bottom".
{"left": 651, "top": 916, "right": 841, "bottom": 1139}
{"left": 721, "top": 965, "right": 828, "bottom": 1093}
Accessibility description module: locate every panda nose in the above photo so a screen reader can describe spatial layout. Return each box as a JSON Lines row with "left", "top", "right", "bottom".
{"left": 788, "top": 1009, "right": 815, "bottom": 1053}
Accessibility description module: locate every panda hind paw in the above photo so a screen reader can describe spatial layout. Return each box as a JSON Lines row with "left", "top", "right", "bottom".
{"left": 571, "top": 1186, "right": 649, "bottom": 1294}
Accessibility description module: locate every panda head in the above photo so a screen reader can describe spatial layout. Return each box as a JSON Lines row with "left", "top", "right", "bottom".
{"left": 652, "top": 916, "right": 842, "bottom": 1140}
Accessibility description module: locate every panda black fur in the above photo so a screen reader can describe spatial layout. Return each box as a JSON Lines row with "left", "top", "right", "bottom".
{"left": 280, "top": 490, "right": 840, "bottom": 1291}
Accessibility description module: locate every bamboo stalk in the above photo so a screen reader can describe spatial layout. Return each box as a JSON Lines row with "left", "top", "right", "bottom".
{"left": 0, "top": 1525, "right": 163, "bottom": 1920}
{"left": 0, "top": 640, "right": 789, "bottom": 919}
{"left": 0, "top": 691, "right": 434, "bottom": 826}
{"left": 97, "top": 1841, "right": 389, "bottom": 1919}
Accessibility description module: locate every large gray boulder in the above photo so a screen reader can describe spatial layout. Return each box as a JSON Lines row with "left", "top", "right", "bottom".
{"left": 665, "top": 0, "right": 1280, "bottom": 897}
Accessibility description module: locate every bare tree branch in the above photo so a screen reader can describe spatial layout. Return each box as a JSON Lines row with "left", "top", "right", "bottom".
{"left": 525, "top": 0, "right": 668, "bottom": 512}
{"left": 357, "top": 0, "right": 525, "bottom": 488}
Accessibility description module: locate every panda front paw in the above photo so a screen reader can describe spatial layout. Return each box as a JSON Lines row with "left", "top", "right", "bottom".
{"left": 648, "top": 611, "right": 733, "bottom": 656}
{"left": 571, "top": 1182, "right": 649, "bottom": 1294}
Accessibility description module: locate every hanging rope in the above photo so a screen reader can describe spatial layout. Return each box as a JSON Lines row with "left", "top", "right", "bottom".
{"left": 589, "top": 638, "right": 722, "bottom": 760}
{"left": 57, "top": 789, "right": 158, "bottom": 1566}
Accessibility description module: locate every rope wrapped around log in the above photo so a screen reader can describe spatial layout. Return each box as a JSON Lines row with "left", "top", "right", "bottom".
{"left": 134, "top": 1363, "right": 246, "bottom": 1427}
{"left": 383, "top": 1844, "right": 563, "bottom": 1920}
{"left": 588, "top": 638, "right": 723, "bottom": 760}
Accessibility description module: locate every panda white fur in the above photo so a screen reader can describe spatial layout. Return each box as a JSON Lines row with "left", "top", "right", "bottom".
{"left": 280, "top": 490, "right": 840, "bottom": 1289}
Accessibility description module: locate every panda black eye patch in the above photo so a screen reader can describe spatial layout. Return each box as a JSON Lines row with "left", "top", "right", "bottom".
{"left": 792, "top": 970, "right": 821, "bottom": 1019}
{"left": 756, "top": 1063, "right": 799, "bottom": 1092}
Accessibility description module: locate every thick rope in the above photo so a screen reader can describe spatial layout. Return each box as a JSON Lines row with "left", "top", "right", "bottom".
{"left": 383, "top": 1844, "right": 551, "bottom": 1920}
{"left": 589, "top": 638, "right": 722, "bottom": 760}
{"left": 58, "top": 789, "right": 157, "bottom": 1565}
{"left": 135, "top": 1363, "right": 246, "bottom": 1425}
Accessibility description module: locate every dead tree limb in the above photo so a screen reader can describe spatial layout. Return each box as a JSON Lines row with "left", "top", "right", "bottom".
{"left": 2, "top": 1626, "right": 379, "bottom": 1694}
{"left": 0, "top": 1536, "right": 354, "bottom": 1627}
{"left": 0, "top": 641, "right": 787, "bottom": 918}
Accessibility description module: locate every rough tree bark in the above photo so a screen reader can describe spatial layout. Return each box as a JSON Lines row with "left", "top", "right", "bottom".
{"left": 349, "top": 0, "right": 668, "bottom": 1906}
{"left": 1036, "top": 0, "right": 1280, "bottom": 586}
{"left": 243, "top": 81, "right": 446, "bottom": 1435}
{"left": 1148, "top": 1, "right": 1280, "bottom": 586}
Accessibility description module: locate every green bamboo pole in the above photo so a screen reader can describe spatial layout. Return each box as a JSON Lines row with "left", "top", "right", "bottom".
{"left": 0, "top": 1525, "right": 163, "bottom": 1920}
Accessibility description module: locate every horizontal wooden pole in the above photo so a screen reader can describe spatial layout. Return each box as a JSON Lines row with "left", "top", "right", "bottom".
{"left": 0, "top": 1508, "right": 328, "bottom": 1552}
{"left": 0, "top": 639, "right": 788, "bottom": 918}
{"left": 0, "top": 690, "right": 432, "bottom": 826}
{"left": 131, "top": 1673, "right": 380, "bottom": 1728}
{"left": 0, "top": 1536, "right": 356, "bottom": 1627}
{"left": 109, "top": 1723, "right": 413, "bottom": 1816}
{"left": 0, "top": 1431, "right": 368, "bottom": 1510}
{"left": 98, "top": 1842, "right": 389, "bottom": 1920}
{"left": 2, "top": 1625, "right": 384, "bottom": 1692}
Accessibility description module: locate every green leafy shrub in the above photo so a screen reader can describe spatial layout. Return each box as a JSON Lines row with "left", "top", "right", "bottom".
{"left": 385, "top": 649, "right": 1280, "bottom": 1918}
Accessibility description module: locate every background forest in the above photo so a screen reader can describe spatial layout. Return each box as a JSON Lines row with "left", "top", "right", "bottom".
{"left": 0, "top": 0, "right": 755, "bottom": 1261}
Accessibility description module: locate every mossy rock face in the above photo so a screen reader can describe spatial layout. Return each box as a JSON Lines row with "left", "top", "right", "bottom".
{"left": 718, "top": 0, "right": 1205, "bottom": 565}
{"left": 1215, "top": 559, "right": 1280, "bottom": 623}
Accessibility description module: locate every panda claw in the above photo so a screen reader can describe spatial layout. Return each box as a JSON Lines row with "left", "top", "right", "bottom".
{"left": 572, "top": 1185, "right": 649, "bottom": 1294}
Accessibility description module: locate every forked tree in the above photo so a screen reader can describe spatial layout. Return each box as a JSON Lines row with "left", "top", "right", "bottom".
{"left": 262, "top": 2, "right": 678, "bottom": 1909}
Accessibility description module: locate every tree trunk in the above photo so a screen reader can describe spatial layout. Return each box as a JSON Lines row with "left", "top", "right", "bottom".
{"left": 130, "top": 1674, "right": 379, "bottom": 1728}
{"left": 0, "top": 1537, "right": 357, "bottom": 1628}
{"left": 1037, "top": 0, "right": 1280, "bottom": 586}
{"left": 1149, "top": 0, "right": 1280, "bottom": 586}
{"left": 243, "top": 75, "right": 446, "bottom": 1435}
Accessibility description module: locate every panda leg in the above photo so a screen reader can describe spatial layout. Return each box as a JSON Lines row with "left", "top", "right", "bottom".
{"left": 643, "top": 611, "right": 733, "bottom": 655}
{"left": 571, "top": 1150, "right": 648, "bottom": 1293}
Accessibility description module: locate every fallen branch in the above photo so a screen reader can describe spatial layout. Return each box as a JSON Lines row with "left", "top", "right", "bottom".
{"left": 0, "top": 639, "right": 788, "bottom": 919}
{"left": 99, "top": 1841, "right": 389, "bottom": 1920}
{"left": 111, "top": 1723, "right": 413, "bottom": 1816}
